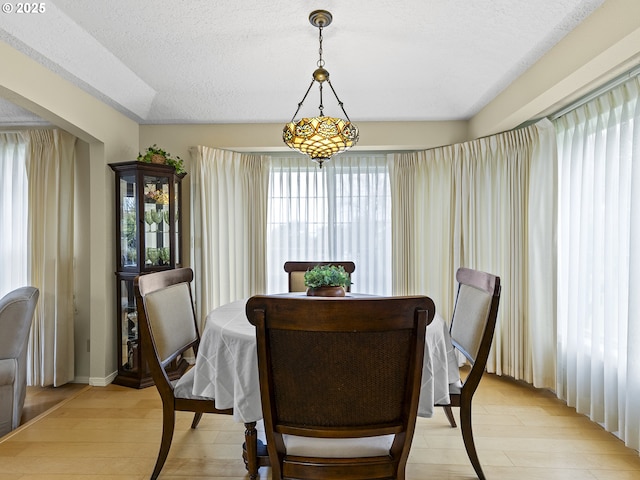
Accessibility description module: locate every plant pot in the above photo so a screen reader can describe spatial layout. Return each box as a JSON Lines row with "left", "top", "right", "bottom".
{"left": 306, "top": 286, "right": 346, "bottom": 297}
{"left": 150, "top": 154, "right": 166, "bottom": 164}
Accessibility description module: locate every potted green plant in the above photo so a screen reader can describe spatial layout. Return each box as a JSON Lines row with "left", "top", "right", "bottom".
{"left": 137, "top": 144, "right": 185, "bottom": 175}
{"left": 303, "top": 264, "right": 352, "bottom": 297}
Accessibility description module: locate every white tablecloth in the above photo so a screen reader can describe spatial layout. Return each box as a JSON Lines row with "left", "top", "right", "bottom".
{"left": 193, "top": 297, "right": 460, "bottom": 423}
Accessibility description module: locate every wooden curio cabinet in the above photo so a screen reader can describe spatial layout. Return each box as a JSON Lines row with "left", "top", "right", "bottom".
{"left": 109, "top": 161, "right": 187, "bottom": 388}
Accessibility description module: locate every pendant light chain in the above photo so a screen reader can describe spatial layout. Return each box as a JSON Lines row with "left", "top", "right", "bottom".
{"left": 317, "top": 26, "right": 325, "bottom": 68}
{"left": 317, "top": 25, "right": 325, "bottom": 116}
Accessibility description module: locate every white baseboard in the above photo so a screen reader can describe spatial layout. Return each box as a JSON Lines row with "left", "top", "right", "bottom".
{"left": 89, "top": 371, "right": 117, "bottom": 387}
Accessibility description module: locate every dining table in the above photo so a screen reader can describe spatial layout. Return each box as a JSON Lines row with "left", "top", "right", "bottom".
{"left": 192, "top": 293, "right": 461, "bottom": 478}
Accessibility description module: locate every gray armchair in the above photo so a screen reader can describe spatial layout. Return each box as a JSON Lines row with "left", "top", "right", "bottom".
{"left": 0, "top": 286, "right": 39, "bottom": 437}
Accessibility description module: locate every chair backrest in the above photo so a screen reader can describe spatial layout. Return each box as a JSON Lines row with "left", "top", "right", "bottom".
{"left": 449, "top": 267, "right": 501, "bottom": 393}
{"left": 246, "top": 295, "right": 434, "bottom": 477}
{"left": 0, "top": 286, "right": 39, "bottom": 435}
{"left": 0, "top": 287, "right": 39, "bottom": 361}
{"left": 135, "top": 268, "right": 199, "bottom": 388}
{"left": 283, "top": 261, "right": 356, "bottom": 292}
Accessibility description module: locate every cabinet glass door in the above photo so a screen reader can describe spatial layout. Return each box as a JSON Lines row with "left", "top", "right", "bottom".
{"left": 174, "top": 177, "right": 181, "bottom": 266}
{"left": 143, "top": 174, "right": 171, "bottom": 268}
{"left": 118, "top": 174, "right": 138, "bottom": 270}
{"left": 118, "top": 277, "right": 138, "bottom": 374}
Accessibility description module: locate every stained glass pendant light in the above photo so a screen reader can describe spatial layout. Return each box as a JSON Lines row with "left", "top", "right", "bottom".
{"left": 282, "top": 10, "right": 359, "bottom": 168}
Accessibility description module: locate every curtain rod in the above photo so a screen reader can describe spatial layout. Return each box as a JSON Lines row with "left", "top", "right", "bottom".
{"left": 548, "top": 63, "right": 640, "bottom": 121}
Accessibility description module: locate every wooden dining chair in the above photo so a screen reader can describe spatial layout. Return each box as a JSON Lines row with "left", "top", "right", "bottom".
{"left": 283, "top": 261, "right": 355, "bottom": 292}
{"left": 135, "top": 268, "right": 233, "bottom": 480}
{"left": 435, "top": 267, "right": 501, "bottom": 480}
{"left": 246, "top": 294, "right": 435, "bottom": 480}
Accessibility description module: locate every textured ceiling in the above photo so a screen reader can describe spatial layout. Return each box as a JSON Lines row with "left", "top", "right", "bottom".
{"left": 0, "top": 0, "right": 605, "bottom": 125}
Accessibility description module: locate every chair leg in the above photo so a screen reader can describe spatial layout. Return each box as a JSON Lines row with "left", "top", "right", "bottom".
{"left": 443, "top": 405, "right": 457, "bottom": 428}
{"left": 191, "top": 412, "right": 203, "bottom": 429}
{"left": 151, "top": 406, "right": 176, "bottom": 480}
{"left": 459, "top": 400, "right": 485, "bottom": 480}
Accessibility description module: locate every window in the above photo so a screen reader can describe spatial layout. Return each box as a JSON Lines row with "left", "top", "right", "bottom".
{"left": 554, "top": 75, "right": 640, "bottom": 449}
{"left": 266, "top": 153, "right": 391, "bottom": 295}
{"left": 0, "top": 133, "right": 28, "bottom": 296}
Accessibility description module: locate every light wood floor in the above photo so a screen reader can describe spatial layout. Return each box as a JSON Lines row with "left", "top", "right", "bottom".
{"left": 2, "top": 371, "right": 640, "bottom": 480}
{"left": 21, "top": 384, "right": 90, "bottom": 425}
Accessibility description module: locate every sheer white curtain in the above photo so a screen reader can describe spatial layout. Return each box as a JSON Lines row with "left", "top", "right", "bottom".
{"left": 0, "top": 133, "right": 28, "bottom": 297}
{"left": 189, "top": 146, "right": 269, "bottom": 325}
{"left": 389, "top": 120, "right": 557, "bottom": 388}
{"left": 555, "top": 75, "right": 640, "bottom": 450}
{"left": 25, "top": 129, "right": 76, "bottom": 386}
{"left": 266, "top": 153, "right": 391, "bottom": 295}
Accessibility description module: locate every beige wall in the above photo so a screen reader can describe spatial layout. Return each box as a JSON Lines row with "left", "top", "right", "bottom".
{"left": 74, "top": 139, "right": 91, "bottom": 382}
{"left": 0, "top": 41, "right": 139, "bottom": 385}
{"left": 138, "top": 121, "right": 470, "bottom": 163}
{"left": 1, "top": 0, "right": 640, "bottom": 386}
